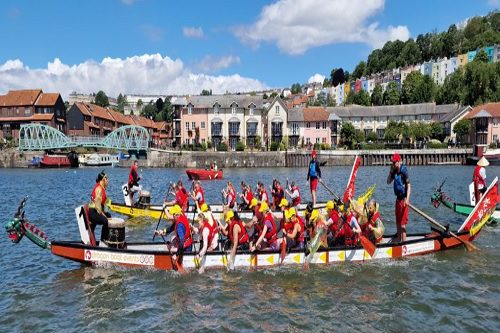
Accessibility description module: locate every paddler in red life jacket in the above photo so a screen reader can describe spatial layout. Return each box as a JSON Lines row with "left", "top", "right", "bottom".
{"left": 308, "top": 209, "right": 328, "bottom": 250}
{"left": 222, "top": 180, "right": 237, "bottom": 209}
{"left": 220, "top": 210, "right": 249, "bottom": 270}
{"left": 250, "top": 201, "right": 280, "bottom": 252}
{"left": 247, "top": 198, "right": 263, "bottom": 231}
{"left": 238, "top": 181, "right": 254, "bottom": 210}
{"left": 192, "top": 203, "right": 219, "bottom": 273}
{"left": 191, "top": 181, "right": 205, "bottom": 209}
{"left": 473, "top": 156, "right": 489, "bottom": 204}
{"left": 285, "top": 181, "right": 301, "bottom": 207}
{"left": 128, "top": 160, "right": 142, "bottom": 206}
{"left": 283, "top": 207, "right": 305, "bottom": 250}
{"left": 88, "top": 171, "right": 111, "bottom": 241}
{"left": 323, "top": 200, "right": 342, "bottom": 247}
{"left": 257, "top": 181, "right": 269, "bottom": 205}
{"left": 156, "top": 204, "right": 193, "bottom": 253}
{"left": 337, "top": 201, "right": 362, "bottom": 247}
{"left": 165, "top": 181, "right": 189, "bottom": 211}
{"left": 278, "top": 198, "right": 290, "bottom": 230}
{"left": 270, "top": 179, "right": 285, "bottom": 210}
{"left": 362, "top": 199, "right": 385, "bottom": 244}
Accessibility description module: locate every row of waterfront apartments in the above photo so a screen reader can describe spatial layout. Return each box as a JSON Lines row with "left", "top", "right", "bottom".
{"left": 297, "top": 44, "right": 500, "bottom": 107}
{"left": 1, "top": 89, "right": 499, "bottom": 150}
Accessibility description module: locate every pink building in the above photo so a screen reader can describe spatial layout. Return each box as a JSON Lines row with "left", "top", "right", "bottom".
{"left": 303, "top": 107, "right": 331, "bottom": 147}
{"left": 466, "top": 103, "right": 500, "bottom": 145}
{"left": 181, "top": 103, "right": 209, "bottom": 146}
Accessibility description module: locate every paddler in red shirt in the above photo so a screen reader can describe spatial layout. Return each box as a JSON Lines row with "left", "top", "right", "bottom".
{"left": 220, "top": 210, "right": 249, "bottom": 270}
{"left": 164, "top": 180, "right": 189, "bottom": 211}
{"left": 362, "top": 199, "right": 385, "bottom": 244}
{"left": 286, "top": 181, "right": 301, "bottom": 207}
{"left": 323, "top": 200, "right": 342, "bottom": 246}
{"left": 473, "top": 157, "right": 489, "bottom": 203}
{"left": 238, "top": 181, "right": 254, "bottom": 210}
{"left": 250, "top": 201, "right": 280, "bottom": 252}
{"left": 222, "top": 180, "right": 237, "bottom": 209}
{"left": 191, "top": 181, "right": 205, "bottom": 209}
{"left": 127, "top": 160, "right": 141, "bottom": 205}
{"left": 282, "top": 207, "right": 305, "bottom": 250}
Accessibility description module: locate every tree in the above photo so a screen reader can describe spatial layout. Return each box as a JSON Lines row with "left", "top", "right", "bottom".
{"left": 416, "top": 33, "right": 433, "bottom": 62}
{"left": 116, "top": 93, "right": 127, "bottom": 113}
{"left": 453, "top": 118, "right": 472, "bottom": 142}
{"left": 399, "top": 39, "right": 422, "bottom": 66}
{"left": 291, "top": 83, "right": 302, "bottom": 94}
{"left": 353, "top": 90, "right": 371, "bottom": 106}
{"left": 366, "top": 131, "right": 378, "bottom": 142}
{"left": 435, "top": 68, "right": 465, "bottom": 105}
{"left": 322, "top": 78, "right": 330, "bottom": 88}
{"left": 270, "top": 92, "right": 278, "bottom": 99}
{"left": 383, "top": 82, "right": 401, "bottom": 105}
{"left": 442, "top": 24, "right": 460, "bottom": 57}
{"left": 162, "top": 97, "right": 173, "bottom": 122}
{"left": 330, "top": 68, "right": 345, "bottom": 87}
{"left": 384, "top": 120, "right": 400, "bottom": 141}
{"left": 344, "top": 70, "right": 351, "bottom": 83}
{"left": 408, "top": 122, "right": 431, "bottom": 142}
{"left": 352, "top": 61, "right": 367, "bottom": 79}
{"left": 155, "top": 98, "right": 164, "bottom": 115}
{"left": 141, "top": 102, "right": 157, "bottom": 119}
{"left": 474, "top": 49, "right": 489, "bottom": 63}
{"left": 429, "top": 122, "right": 445, "bottom": 141}
{"left": 263, "top": 93, "right": 269, "bottom": 99}
{"left": 371, "top": 84, "right": 383, "bottom": 106}
{"left": 401, "top": 72, "right": 436, "bottom": 104}
{"left": 94, "top": 90, "right": 109, "bottom": 107}
{"left": 340, "top": 122, "right": 356, "bottom": 147}
{"left": 463, "top": 60, "right": 499, "bottom": 106}
{"left": 201, "top": 89, "right": 212, "bottom": 96}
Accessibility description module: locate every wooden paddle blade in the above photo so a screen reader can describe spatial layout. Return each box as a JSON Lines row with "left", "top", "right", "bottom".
{"left": 463, "top": 240, "right": 479, "bottom": 252}
{"left": 360, "top": 235, "right": 376, "bottom": 257}
{"left": 280, "top": 239, "right": 286, "bottom": 265}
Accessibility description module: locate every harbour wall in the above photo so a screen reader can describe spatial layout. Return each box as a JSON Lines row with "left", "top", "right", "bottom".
{"left": 0, "top": 148, "right": 471, "bottom": 168}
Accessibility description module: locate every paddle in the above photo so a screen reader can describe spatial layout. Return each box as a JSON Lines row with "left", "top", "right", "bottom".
{"left": 319, "top": 179, "right": 341, "bottom": 201}
{"left": 409, "top": 204, "right": 478, "bottom": 251}
{"left": 159, "top": 234, "right": 184, "bottom": 273}
{"left": 153, "top": 182, "right": 173, "bottom": 241}
{"left": 359, "top": 204, "right": 376, "bottom": 257}
{"left": 279, "top": 236, "right": 287, "bottom": 265}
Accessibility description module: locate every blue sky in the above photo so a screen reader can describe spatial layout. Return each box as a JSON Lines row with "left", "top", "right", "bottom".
{"left": 0, "top": 0, "right": 498, "bottom": 98}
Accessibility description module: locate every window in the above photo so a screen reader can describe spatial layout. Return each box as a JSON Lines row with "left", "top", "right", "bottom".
{"left": 322, "top": 137, "right": 326, "bottom": 143}
{"left": 377, "top": 129, "right": 385, "bottom": 139}
{"left": 315, "top": 138, "right": 320, "bottom": 144}
{"left": 192, "top": 122, "right": 196, "bottom": 130}
{"left": 292, "top": 122, "right": 299, "bottom": 134}
{"left": 316, "top": 122, "right": 320, "bottom": 129}
{"left": 250, "top": 106, "right": 255, "bottom": 116}
{"left": 214, "top": 105, "right": 219, "bottom": 115}
{"left": 201, "top": 121, "right": 206, "bottom": 129}
{"left": 306, "top": 122, "right": 310, "bottom": 128}
{"left": 232, "top": 105, "right": 236, "bottom": 115}
{"left": 494, "top": 135, "right": 498, "bottom": 143}
{"left": 275, "top": 105, "right": 280, "bottom": 115}
{"left": 24, "top": 107, "right": 30, "bottom": 115}
{"left": 322, "top": 122, "right": 327, "bottom": 129}
{"left": 306, "top": 138, "right": 311, "bottom": 145}
{"left": 16, "top": 108, "right": 19, "bottom": 115}
{"left": 202, "top": 138, "right": 206, "bottom": 144}
{"left": 185, "top": 122, "right": 189, "bottom": 130}
{"left": 493, "top": 118, "right": 499, "bottom": 128}
{"left": 188, "top": 105, "right": 192, "bottom": 115}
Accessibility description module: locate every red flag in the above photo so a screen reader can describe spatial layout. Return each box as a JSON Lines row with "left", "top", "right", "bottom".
{"left": 458, "top": 177, "right": 499, "bottom": 235}
{"left": 343, "top": 155, "right": 362, "bottom": 204}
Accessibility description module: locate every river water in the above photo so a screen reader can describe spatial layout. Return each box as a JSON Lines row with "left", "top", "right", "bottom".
{"left": 1, "top": 165, "right": 499, "bottom": 332}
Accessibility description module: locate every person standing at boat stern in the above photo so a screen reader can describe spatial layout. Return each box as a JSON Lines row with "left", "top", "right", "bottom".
{"left": 89, "top": 171, "right": 111, "bottom": 241}
{"left": 473, "top": 156, "right": 489, "bottom": 203}
{"left": 128, "top": 160, "right": 141, "bottom": 205}
{"left": 387, "top": 153, "right": 411, "bottom": 243}
{"left": 306, "top": 150, "right": 321, "bottom": 206}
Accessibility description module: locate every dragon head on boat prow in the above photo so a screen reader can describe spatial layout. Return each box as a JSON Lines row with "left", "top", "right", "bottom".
{"left": 4, "top": 197, "right": 50, "bottom": 249}
{"left": 431, "top": 178, "right": 450, "bottom": 208}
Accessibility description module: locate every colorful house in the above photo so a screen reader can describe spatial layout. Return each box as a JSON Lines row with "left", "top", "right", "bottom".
{"left": 303, "top": 107, "right": 330, "bottom": 147}
{"left": 467, "top": 50, "right": 477, "bottom": 63}
{"left": 458, "top": 54, "right": 468, "bottom": 67}
{"left": 466, "top": 103, "right": 500, "bottom": 145}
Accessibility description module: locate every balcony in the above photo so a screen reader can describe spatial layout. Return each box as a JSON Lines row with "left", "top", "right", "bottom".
{"left": 229, "top": 129, "right": 240, "bottom": 136}
{"left": 290, "top": 130, "right": 299, "bottom": 136}
{"left": 211, "top": 130, "right": 222, "bottom": 137}
{"left": 475, "top": 126, "right": 488, "bottom": 134}
{"left": 175, "top": 130, "right": 181, "bottom": 137}
{"left": 272, "top": 130, "right": 283, "bottom": 137}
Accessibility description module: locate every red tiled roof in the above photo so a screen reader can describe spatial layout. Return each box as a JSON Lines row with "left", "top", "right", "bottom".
{"left": 107, "top": 108, "right": 134, "bottom": 125}
{"left": 303, "top": 107, "right": 329, "bottom": 122}
{"left": 84, "top": 121, "right": 99, "bottom": 129}
{"left": 76, "top": 102, "right": 115, "bottom": 122}
{"left": 131, "top": 115, "right": 155, "bottom": 129}
{"left": 35, "top": 93, "right": 61, "bottom": 106}
{"left": 0, "top": 89, "right": 42, "bottom": 106}
{"left": 465, "top": 103, "right": 500, "bottom": 119}
{"left": 0, "top": 114, "right": 53, "bottom": 122}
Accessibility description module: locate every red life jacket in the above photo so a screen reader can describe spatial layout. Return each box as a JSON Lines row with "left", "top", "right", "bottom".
{"left": 253, "top": 206, "right": 263, "bottom": 221}
{"left": 91, "top": 183, "right": 107, "bottom": 206}
{"left": 202, "top": 215, "right": 218, "bottom": 247}
{"left": 245, "top": 189, "right": 254, "bottom": 204}
{"left": 362, "top": 211, "right": 382, "bottom": 243}
{"left": 343, "top": 213, "right": 358, "bottom": 246}
{"left": 176, "top": 188, "right": 189, "bottom": 211}
{"left": 260, "top": 189, "right": 269, "bottom": 204}
{"left": 175, "top": 214, "right": 192, "bottom": 249}
{"left": 273, "top": 185, "right": 284, "bottom": 208}
{"left": 294, "top": 216, "right": 305, "bottom": 243}
{"left": 195, "top": 188, "right": 205, "bottom": 206}
{"left": 128, "top": 166, "right": 139, "bottom": 187}
{"left": 228, "top": 187, "right": 236, "bottom": 208}
{"left": 328, "top": 210, "right": 340, "bottom": 234}
{"left": 473, "top": 166, "right": 486, "bottom": 188}
{"left": 291, "top": 185, "right": 301, "bottom": 207}
{"left": 229, "top": 218, "right": 249, "bottom": 245}
{"left": 261, "top": 212, "right": 277, "bottom": 245}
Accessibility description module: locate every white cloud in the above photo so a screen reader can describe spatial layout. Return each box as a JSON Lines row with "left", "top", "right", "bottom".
{"left": 488, "top": 0, "right": 500, "bottom": 6}
{"left": 194, "top": 55, "right": 241, "bottom": 73}
{"left": 141, "top": 25, "right": 165, "bottom": 42}
{"left": 234, "top": 0, "right": 409, "bottom": 54}
{"left": 0, "top": 54, "right": 267, "bottom": 98}
{"left": 183, "top": 26, "right": 204, "bottom": 38}
{"left": 308, "top": 73, "right": 325, "bottom": 84}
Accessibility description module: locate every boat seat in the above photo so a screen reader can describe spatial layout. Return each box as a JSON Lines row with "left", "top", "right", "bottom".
{"left": 83, "top": 204, "right": 97, "bottom": 246}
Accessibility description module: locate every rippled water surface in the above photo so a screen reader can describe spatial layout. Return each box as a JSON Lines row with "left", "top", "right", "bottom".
{"left": 1, "top": 165, "right": 499, "bottom": 332}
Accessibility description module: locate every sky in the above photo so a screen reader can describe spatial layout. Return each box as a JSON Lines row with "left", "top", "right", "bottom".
{"left": 0, "top": 0, "right": 498, "bottom": 98}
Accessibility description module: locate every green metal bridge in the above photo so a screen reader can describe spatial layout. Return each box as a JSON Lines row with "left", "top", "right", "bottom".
{"left": 18, "top": 124, "right": 150, "bottom": 151}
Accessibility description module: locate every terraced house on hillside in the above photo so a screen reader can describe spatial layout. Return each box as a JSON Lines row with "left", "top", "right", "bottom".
{"left": 0, "top": 89, "right": 66, "bottom": 142}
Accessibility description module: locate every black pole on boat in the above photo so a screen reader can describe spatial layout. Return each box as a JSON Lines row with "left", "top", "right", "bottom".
{"left": 153, "top": 182, "right": 173, "bottom": 241}
{"left": 319, "top": 179, "right": 340, "bottom": 201}
{"left": 409, "top": 204, "right": 478, "bottom": 251}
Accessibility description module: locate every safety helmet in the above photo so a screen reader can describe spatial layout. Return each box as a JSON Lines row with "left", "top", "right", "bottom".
{"left": 326, "top": 200, "right": 334, "bottom": 210}
{"left": 225, "top": 210, "right": 234, "bottom": 222}
{"left": 309, "top": 209, "right": 320, "bottom": 222}
{"left": 279, "top": 198, "right": 288, "bottom": 208}
{"left": 249, "top": 198, "right": 259, "bottom": 209}
{"left": 258, "top": 201, "right": 269, "bottom": 213}
{"left": 200, "top": 203, "right": 209, "bottom": 212}
{"left": 169, "top": 204, "right": 182, "bottom": 216}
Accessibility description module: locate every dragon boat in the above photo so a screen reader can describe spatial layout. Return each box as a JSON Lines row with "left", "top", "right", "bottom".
{"left": 6, "top": 178, "right": 499, "bottom": 272}
{"left": 431, "top": 179, "right": 500, "bottom": 224}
